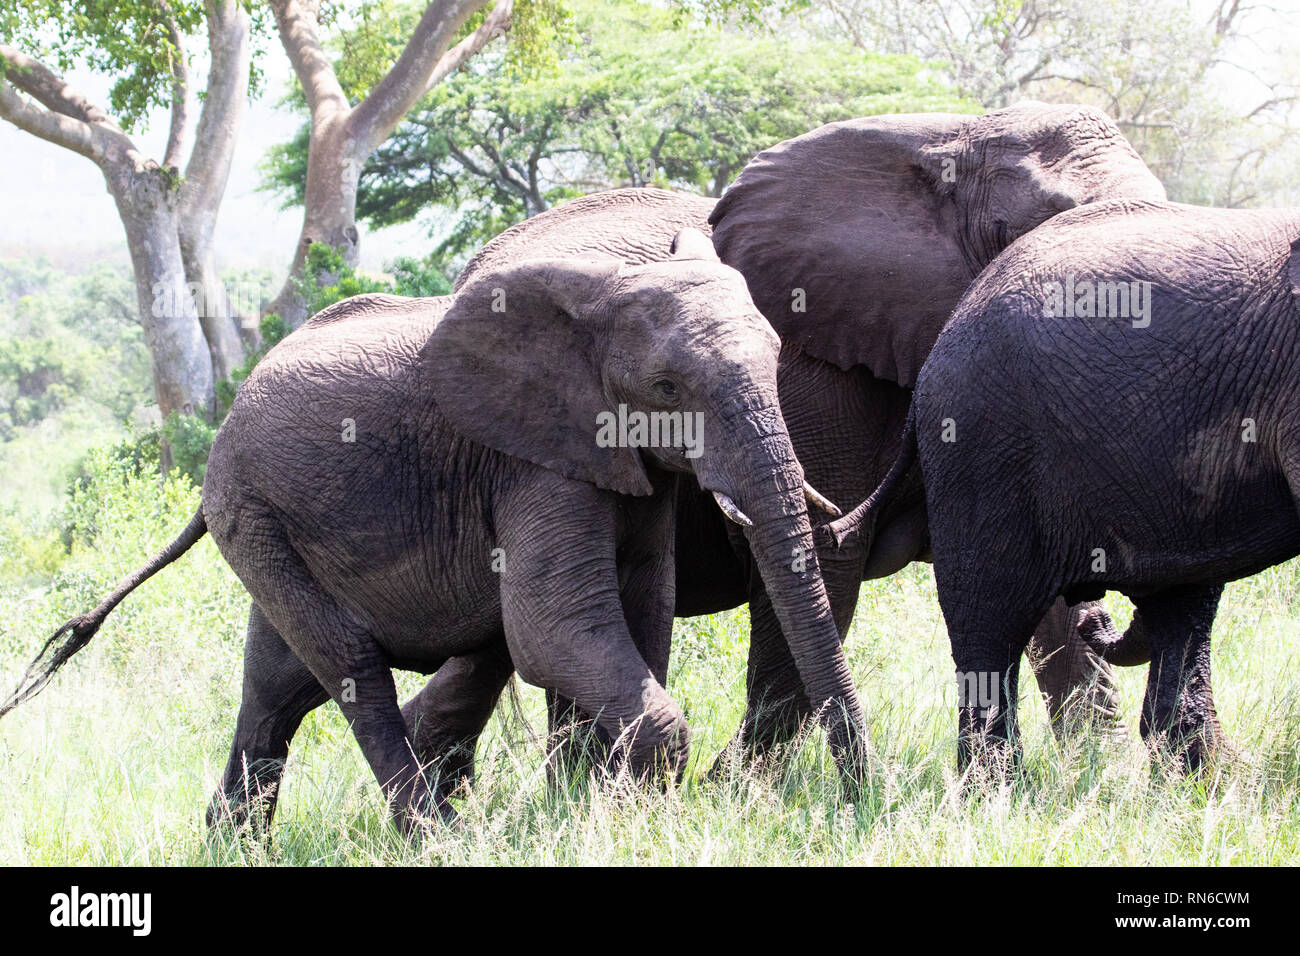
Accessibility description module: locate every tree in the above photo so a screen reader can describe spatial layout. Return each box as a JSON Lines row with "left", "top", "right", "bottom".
{"left": 261, "top": 0, "right": 529, "bottom": 326}
{"left": 0, "top": 1, "right": 257, "bottom": 421}
{"left": 264, "top": 0, "right": 969, "bottom": 265}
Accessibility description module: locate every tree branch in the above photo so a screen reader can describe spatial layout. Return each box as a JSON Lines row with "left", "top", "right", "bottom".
{"left": 157, "top": 0, "right": 193, "bottom": 170}
{"left": 268, "top": 0, "right": 348, "bottom": 119}
{"left": 0, "top": 78, "right": 98, "bottom": 159}
{"left": 0, "top": 44, "right": 116, "bottom": 127}
{"left": 179, "top": 0, "right": 250, "bottom": 232}
{"left": 350, "top": 0, "right": 509, "bottom": 154}
{"left": 422, "top": 0, "right": 513, "bottom": 98}
{"left": 0, "top": 46, "right": 136, "bottom": 164}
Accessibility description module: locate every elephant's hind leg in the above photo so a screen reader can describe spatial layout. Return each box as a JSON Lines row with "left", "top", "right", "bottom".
{"left": 208, "top": 603, "right": 329, "bottom": 833}
{"left": 401, "top": 640, "right": 514, "bottom": 800}
{"left": 1132, "top": 583, "right": 1225, "bottom": 772}
{"left": 931, "top": 555, "right": 1057, "bottom": 771}
{"left": 235, "top": 522, "right": 444, "bottom": 834}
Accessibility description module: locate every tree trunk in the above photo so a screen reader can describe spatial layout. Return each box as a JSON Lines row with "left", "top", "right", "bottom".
{"left": 0, "top": 3, "right": 250, "bottom": 430}
{"left": 106, "top": 161, "right": 215, "bottom": 420}
{"left": 264, "top": 116, "right": 362, "bottom": 328}
{"left": 178, "top": 0, "right": 256, "bottom": 371}
{"left": 265, "top": 0, "right": 511, "bottom": 328}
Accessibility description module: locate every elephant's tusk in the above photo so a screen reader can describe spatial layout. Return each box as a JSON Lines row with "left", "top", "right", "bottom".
{"left": 712, "top": 490, "right": 753, "bottom": 528}
{"left": 803, "top": 482, "right": 841, "bottom": 517}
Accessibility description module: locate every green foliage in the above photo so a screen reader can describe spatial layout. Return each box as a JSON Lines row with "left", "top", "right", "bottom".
{"left": 61, "top": 413, "right": 209, "bottom": 535}
{"left": 0, "top": 260, "right": 148, "bottom": 441}
{"left": 263, "top": 0, "right": 970, "bottom": 264}
{"left": 0, "top": 335, "right": 91, "bottom": 431}
{"left": 160, "top": 410, "right": 218, "bottom": 486}
{"left": 326, "top": 0, "right": 575, "bottom": 104}
{"left": 0, "top": 259, "right": 152, "bottom": 510}
{"left": 1, "top": 1, "right": 208, "bottom": 130}
{"left": 297, "top": 242, "right": 453, "bottom": 320}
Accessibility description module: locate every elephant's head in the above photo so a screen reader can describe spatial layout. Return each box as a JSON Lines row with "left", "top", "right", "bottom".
{"left": 710, "top": 102, "right": 1166, "bottom": 385}
{"left": 425, "top": 229, "right": 865, "bottom": 776}
{"left": 930, "top": 102, "right": 1167, "bottom": 267}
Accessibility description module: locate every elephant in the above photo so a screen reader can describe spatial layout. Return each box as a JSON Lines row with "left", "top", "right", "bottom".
{"left": 0, "top": 232, "right": 862, "bottom": 833}
{"left": 828, "top": 198, "right": 1300, "bottom": 771}
{"left": 401, "top": 101, "right": 1169, "bottom": 786}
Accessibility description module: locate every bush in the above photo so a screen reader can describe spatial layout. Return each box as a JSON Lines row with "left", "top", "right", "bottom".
{"left": 299, "top": 243, "right": 453, "bottom": 319}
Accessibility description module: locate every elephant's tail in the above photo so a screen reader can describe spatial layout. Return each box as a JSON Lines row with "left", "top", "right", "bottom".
{"left": 0, "top": 509, "right": 207, "bottom": 718}
{"left": 821, "top": 404, "right": 918, "bottom": 550}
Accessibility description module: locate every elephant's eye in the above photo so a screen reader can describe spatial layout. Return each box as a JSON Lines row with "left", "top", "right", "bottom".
{"left": 653, "top": 379, "right": 679, "bottom": 402}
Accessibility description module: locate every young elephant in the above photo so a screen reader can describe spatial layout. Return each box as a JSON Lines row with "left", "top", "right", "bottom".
{"left": 829, "top": 199, "right": 1300, "bottom": 771}
{"left": 0, "top": 232, "right": 860, "bottom": 832}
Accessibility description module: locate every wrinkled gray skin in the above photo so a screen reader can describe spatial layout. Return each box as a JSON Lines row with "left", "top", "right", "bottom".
{"left": 406, "top": 103, "right": 1167, "bottom": 783}
{"left": 831, "top": 199, "right": 1300, "bottom": 771}
{"left": 0, "top": 235, "right": 864, "bottom": 833}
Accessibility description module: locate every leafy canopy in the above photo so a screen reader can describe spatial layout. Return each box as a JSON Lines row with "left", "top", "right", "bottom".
{"left": 0, "top": 1, "right": 256, "bottom": 129}
{"left": 263, "top": 0, "right": 971, "bottom": 264}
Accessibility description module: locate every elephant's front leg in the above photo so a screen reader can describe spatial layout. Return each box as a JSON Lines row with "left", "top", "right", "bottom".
{"left": 498, "top": 474, "right": 688, "bottom": 783}
{"left": 546, "top": 490, "right": 678, "bottom": 781}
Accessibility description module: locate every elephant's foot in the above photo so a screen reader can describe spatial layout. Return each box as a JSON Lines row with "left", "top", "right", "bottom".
{"left": 206, "top": 755, "right": 289, "bottom": 842}
{"left": 1142, "top": 711, "right": 1234, "bottom": 777}
{"left": 544, "top": 704, "right": 614, "bottom": 789}
{"left": 706, "top": 695, "right": 809, "bottom": 782}
{"left": 385, "top": 771, "right": 460, "bottom": 838}
{"left": 607, "top": 705, "right": 691, "bottom": 789}
{"left": 956, "top": 722, "right": 1024, "bottom": 791}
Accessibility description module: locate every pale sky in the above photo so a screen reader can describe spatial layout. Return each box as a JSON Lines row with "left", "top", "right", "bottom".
{"left": 0, "top": 58, "right": 426, "bottom": 279}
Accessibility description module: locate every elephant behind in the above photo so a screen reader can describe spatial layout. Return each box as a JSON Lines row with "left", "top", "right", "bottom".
{"left": 830, "top": 199, "right": 1300, "bottom": 770}
{"left": 409, "top": 102, "right": 1167, "bottom": 783}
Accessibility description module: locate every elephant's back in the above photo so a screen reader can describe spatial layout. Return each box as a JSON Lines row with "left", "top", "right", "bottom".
{"left": 456, "top": 188, "right": 715, "bottom": 290}
{"left": 974, "top": 201, "right": 1300, "bottom": 300}
{"left": 254, "top": 294, "right": 447, "bottom": 389}
{"left": 205, "top": 294, "right": 448, "bottom": 512}
{"left": 920, "top": 200, "right": 1300, "bottom": 434}
{"left": 947, "top": 201, "right": 1300, "bottom": 348}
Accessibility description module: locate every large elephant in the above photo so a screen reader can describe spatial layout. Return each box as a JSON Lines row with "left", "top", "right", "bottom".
{"left": 829, "top": 199, "right": 1300, "bottom": 770}
{"left": 405, "top": 102, "right": 1168, "bottom": 781}
{"left": 0, "top": 235, "right": 862, "bottom": 832}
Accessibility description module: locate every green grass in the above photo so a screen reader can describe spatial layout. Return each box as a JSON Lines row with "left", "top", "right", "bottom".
{"left": 1, "top": 469, "right": 1298, "bottom": 865}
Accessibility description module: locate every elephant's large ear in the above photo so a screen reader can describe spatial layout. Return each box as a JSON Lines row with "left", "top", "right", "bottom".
{"left": 709, "top": 116, "right": 976, "bottom": 386}
{"left": 426, "top": 258, "right": 654, "bottom": 497}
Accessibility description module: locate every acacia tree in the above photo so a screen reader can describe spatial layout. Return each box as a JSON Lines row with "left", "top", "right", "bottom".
{"left": 263, "top": 0, "right": 520, "bottom": 326}
{"left": 0, "top": 0, "right": 255, "bottom": 418}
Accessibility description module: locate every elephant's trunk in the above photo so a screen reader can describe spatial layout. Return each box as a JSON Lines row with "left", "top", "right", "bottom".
{"left": 702, "top": 401, "right": 867, "bottom": 784}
